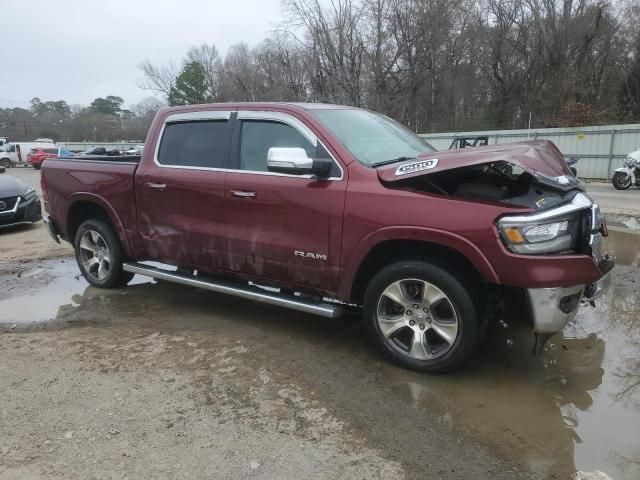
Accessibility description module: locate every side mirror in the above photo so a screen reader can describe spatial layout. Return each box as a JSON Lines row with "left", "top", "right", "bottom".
{"left": 267, "top": 147, "right": 332, "bottom": 177}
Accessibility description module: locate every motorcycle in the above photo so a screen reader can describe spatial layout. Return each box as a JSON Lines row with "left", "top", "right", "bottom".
{"left": 565, "top": 156, "right": 579, "bottom": 177}
{"left": 612, "top": 148, "right": 640, "bottom": 190}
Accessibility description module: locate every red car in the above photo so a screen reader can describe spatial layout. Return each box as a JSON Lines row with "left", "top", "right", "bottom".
{"left": 40, "top": 103, "right": 613, "bottom": 372}
{"left": 27, "top": 147, "right": 74, "bottom": 169}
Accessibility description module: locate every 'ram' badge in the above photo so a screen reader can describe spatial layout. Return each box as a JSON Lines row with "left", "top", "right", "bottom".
{"left": 395, "top": 159, "right": 439, "bottom": 176}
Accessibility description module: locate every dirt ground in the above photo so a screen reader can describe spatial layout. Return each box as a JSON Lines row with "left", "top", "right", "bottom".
{"left": 1, "top": 167, "right": 639, "bottom": 479}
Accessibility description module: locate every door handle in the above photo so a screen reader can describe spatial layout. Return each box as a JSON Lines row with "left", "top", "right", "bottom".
{"left": 145, "top": 182, "right": 167, "bottom": 190}
{"left": 231, "top": 190, "right": 256, "bottom": 198}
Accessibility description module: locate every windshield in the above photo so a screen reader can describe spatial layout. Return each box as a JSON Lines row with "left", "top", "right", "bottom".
{"left": 311, "top": 109, "right": 435, "bottom": 166}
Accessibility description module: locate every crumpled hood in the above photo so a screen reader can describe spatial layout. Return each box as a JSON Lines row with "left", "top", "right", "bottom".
{"left": 0, "top": 174, "right": 29, "bottom": 197}
{"left": 377, "top": 140, "right": 572, "bottom": 183}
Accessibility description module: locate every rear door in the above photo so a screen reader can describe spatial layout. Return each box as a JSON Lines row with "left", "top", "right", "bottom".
{"left": 224, "top": 110, "right": 347, "bottom": 293}
{"left": 136, "top": 110, "right": 233, "bottom": 270}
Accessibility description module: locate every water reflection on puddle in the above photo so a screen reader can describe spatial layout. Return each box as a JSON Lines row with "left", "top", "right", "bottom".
{"left": 0, "top": 259, "right": 151, "bottom": 326}
{"left": 604, "top": 228, "right": 640, "bottom": 267}
{"left": 383, "top": 268, "right": 640, "bottom": 479}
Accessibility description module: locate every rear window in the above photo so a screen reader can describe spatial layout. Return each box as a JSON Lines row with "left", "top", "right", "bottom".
{"left": 44, "top": 148, "right": 58, "bottom": 154}
{"left": 157, "top": 120, "right": 230, "bottom": 168}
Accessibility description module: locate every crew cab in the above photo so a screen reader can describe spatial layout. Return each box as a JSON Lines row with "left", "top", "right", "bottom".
{"left": 40, "top": 103, "right": 613, "bottom": 372}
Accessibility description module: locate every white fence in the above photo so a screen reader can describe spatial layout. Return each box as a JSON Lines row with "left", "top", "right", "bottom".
{"left": 420, "top": 124, "right": 640, "bottom": 180}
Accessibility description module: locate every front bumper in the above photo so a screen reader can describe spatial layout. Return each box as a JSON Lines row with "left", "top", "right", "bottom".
{"left": 0, "top": 195, "right": 42, "bottom": 230}
{"left": 527, "top": 257, "right": 614, "bottom": 333}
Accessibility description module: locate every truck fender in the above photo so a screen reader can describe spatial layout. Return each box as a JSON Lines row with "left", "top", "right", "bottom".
{"left": 337, "top": 226, "right": 500, "bottom": 300}
{"left": 67, "top": 192, "right": 131, "bottom": 254}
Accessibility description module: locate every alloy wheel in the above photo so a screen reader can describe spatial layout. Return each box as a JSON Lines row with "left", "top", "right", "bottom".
{"left": 376, "top": 278, "right": 459, "bottom": 360}
{"left": 78, "top": 230, "right": 111, "bottom": 281}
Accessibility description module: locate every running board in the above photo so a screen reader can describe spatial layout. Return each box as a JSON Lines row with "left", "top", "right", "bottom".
{"left": 122, "top": 262, "right": 342, "bottom": 319}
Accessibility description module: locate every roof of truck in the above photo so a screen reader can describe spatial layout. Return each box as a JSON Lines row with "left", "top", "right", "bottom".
{"left": 160, "top": 102, "right": 358, "bottom": 113}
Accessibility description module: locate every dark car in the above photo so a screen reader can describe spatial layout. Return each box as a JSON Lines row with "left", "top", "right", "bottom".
{"left": 0, "top": 169, "right": 42, "bottom": 230}
{"left": 79, "top": 147, "right": 121, "bottom": 156}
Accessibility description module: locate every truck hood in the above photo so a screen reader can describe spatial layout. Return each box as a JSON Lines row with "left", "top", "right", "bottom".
{"left": 377, "top": 140, "right": 574, "bottom": 187}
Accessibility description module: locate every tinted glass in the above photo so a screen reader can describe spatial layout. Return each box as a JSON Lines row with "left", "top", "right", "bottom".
{"left": 312, "top": 109, "right": 435, "bottom": 166}
{"left": 44, "top": 148, "right": 58, "bottom": 154}
{"left": 239, "top": 121, "right": 315, "bottom": 172}
{"left": 158, "top": 121, "right": 229, "bottom": 168}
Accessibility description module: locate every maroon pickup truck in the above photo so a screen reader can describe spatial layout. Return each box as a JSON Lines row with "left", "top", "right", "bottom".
{"left": 40, "top": 103, "right": 613, "bottom": 372}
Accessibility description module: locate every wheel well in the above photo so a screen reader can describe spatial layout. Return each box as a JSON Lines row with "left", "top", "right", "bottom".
{"left": 67, "top": 201, "right": 113, "bottom": 242}
{"left": 350, "top": 240, "right": 485, "bottom": 304}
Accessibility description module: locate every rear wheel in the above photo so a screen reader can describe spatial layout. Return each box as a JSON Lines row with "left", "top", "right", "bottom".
{"left": 612, "top": 171, "right": 632, "bottom": 190}
{"left": 0, "top": 158, "right": 10, "bottom": 168}
{"left": 364, "top": 260, "right": 480, "bottom": 373}
{"left": 32, "top": 164, "right": 41, "bottom": 170}
{"left": 74, "top": 219, "right": 134, "bottom": 288}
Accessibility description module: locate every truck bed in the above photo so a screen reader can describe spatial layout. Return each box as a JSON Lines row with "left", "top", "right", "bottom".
{"left": 42, "top": 157, "right": 139, "bottom": 243}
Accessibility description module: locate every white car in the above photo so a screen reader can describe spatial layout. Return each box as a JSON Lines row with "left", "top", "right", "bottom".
{"left": 125, "top": 145, "right": 144, "bottom": 156}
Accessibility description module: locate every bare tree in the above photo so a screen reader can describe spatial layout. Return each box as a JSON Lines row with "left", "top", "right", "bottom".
{"left": 137, "top": 60, "right": 178, "bottom": 97}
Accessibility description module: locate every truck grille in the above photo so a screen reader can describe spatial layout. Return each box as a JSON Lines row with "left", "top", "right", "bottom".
{"left": 0, "top": 196, "right": 18, "bottom": 213}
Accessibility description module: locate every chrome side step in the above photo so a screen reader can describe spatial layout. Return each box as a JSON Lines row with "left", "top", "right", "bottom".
{"left": 122, "top": 262, "right": 342, "bottom": 319}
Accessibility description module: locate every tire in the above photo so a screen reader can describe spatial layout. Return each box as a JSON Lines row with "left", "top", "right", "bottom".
{"left": 74, "top": 219, "right": 134, "bottom": 288}
{"left": 363, "top": 260, "right": 481, "bottom": 373}
{"left": 0, "top": 158, "right": 10, "bottom": 168}
{"left": 32, "top": 164, "right": 41, "bottom": 170}
{"left": 612, "top": 171, "right": 632, "bottom": 190}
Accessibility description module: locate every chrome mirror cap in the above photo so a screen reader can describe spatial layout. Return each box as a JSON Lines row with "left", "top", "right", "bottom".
{"left": 267, "top": 147, "right": 314, "bottom": 172}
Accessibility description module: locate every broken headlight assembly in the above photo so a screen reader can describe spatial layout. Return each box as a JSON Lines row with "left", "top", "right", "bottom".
{"left": 497, "top": 193, "right": 593, "bottom": 255}
{"left": 498, "top": 217, "right": 576, "bottom": 254}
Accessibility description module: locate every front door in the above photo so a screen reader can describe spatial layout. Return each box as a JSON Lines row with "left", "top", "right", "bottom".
{"left": 225, "top": 111, "right": 347, "bottom": 293}
{"left": 136, "top": 110, "right": 233, "bottom": 270}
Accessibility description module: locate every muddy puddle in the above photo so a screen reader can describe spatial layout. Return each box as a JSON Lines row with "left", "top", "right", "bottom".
{"left": 604, "top": 227, "right": 640, "bottom": 267}
{"left": 0, "top": 231, "right": 638, "bottom": 478}
{"left": 0, "top": 259, "right": 151, "bottom": 326}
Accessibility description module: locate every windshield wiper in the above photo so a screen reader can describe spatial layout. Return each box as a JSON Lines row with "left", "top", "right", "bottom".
{"left": 371, "top": 156, "right": 417, "bottom": 168}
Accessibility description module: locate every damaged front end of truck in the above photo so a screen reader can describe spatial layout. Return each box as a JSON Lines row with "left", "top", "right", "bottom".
{"left": 376, "top": 140, "right": 614, "bottom": 353}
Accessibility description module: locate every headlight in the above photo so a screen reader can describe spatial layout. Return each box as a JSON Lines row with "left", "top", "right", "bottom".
{"left": 498, "top": 192, "right": 594, "bottom": 255}
{"left": 22, "top": 187, "right": 36, "bottom": 200}
{"left": 499, "top": 217, "right": 575, "bottom": 254}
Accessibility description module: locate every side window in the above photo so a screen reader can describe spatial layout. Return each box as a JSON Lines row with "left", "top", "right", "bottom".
{"left": 7, "top": 145, "right": 15, "bottom": 152}
{"left": 239, "top": 120, "right": 315, "bottom": 172}
{"left": 157, "top": 120, "right": 229, "bottom": 168}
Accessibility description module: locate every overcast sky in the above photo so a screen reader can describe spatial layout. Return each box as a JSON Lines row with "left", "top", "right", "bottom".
{"left": 0, "top": 0, "right": 283, "bottom": 109}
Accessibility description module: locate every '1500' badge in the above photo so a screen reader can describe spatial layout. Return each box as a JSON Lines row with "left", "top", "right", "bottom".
{"left": 395, "top": 159, "right": 439, "bottom": 176}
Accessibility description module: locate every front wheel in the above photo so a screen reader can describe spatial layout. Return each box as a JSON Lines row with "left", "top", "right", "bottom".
{"left": 612, "top": 171, "right": 632, "bottom": 190}
{"left": 0, "top": 158, "right": 10, "bottom": 168}
{"left": 74, "top": 219, "right": 134, "bottom": 288}
{"left": 363, "top": 260, "right": 481, "bottom": 373}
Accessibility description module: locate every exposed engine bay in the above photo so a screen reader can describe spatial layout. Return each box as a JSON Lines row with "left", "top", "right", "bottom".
{"left": 386, "top": 160, "right": 580, "bottom": 210}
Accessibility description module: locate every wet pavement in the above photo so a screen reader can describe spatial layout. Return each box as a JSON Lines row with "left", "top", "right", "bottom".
{"left": 1, "top": 230, "right": 639, "bottom": 479}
